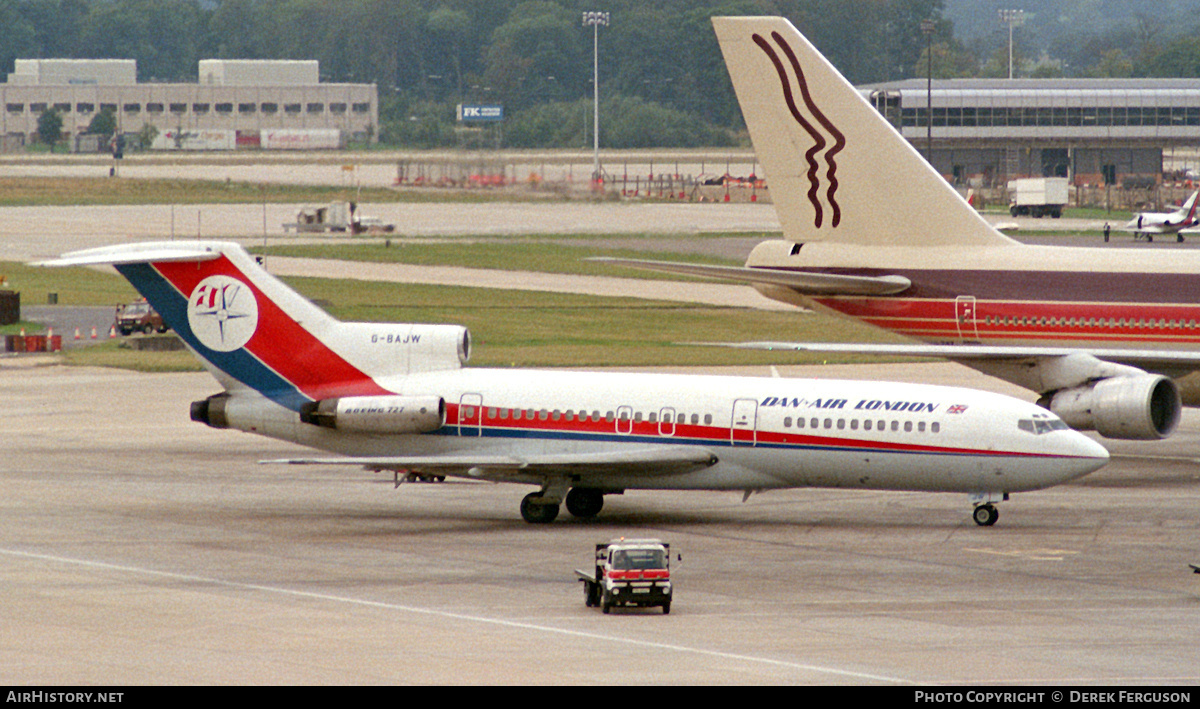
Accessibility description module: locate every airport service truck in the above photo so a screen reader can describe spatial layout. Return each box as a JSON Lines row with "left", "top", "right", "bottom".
{"left": 577, "top": 538, "right": 673, "bottom": 614}
{"left": 1008, "top": 177, "right": 1069, "bottom": 218}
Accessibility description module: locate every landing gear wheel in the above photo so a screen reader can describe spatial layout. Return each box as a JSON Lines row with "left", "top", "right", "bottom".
{"left": 565, "top": 488, "right": 604, "bottom": 518}
{"left": 520, "top": 492, "right": 560, "bottom": 524}
{"left": 972, "top": 504, "right": 999, "bottom": 527}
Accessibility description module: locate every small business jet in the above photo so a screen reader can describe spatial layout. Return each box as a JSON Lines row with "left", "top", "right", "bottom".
{"left": 41, "top": 241, "right": 1107, "bottom": 526}
{"left": 601, "top": 16, "right": 1200, "bottom": 444}
{"left": 1122, "top": 190, "right": 1200, "bottom": 242}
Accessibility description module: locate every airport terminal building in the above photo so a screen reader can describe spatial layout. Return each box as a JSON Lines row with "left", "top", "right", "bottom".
{"left": 862, "top": 78, "right": 1200, "bottom": 188}
{"left": 1, "top": 58, "right": 378, "bottom": 151}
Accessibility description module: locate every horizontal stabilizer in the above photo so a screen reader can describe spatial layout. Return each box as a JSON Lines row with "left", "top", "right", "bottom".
{"left": 35, "top": 242, "right": 223, "bottom": 267}
{"left": 590, "top": 257, "right": 911, "bottom": 295}
{"left": 263, "top": 445, "right": 719, "bottom": 478}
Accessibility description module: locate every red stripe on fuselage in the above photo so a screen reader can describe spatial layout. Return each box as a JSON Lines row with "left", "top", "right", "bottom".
{"left": 154, "top": 257, "right": 389, "bottom": 400}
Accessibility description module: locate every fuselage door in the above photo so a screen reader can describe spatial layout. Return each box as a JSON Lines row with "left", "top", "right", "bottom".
{"left": 730, "top": 398, "right": 758, "bottom": 446}
{"left": 615, "top": 405, "right": 633, "bottom": 435}
{"left": 659, "top": 407, "right": 677, "bottom": 437}
{"left": 955, "top": 295, "right": 980, "bottom": 343}
{"left": 458, "top": 393, "right": 483, "bottom": 436}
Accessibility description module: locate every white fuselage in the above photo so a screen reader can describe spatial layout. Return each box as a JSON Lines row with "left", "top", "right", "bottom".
{"left": 226, "top": 368, "right": 1108, "bottom": 495}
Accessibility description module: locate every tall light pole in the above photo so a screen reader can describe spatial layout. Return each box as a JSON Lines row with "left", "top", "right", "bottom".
{"left": 582, "top": 11, "right": 609, "bottom": 183}
{"left": 998, "top": 9, "right": 1025, "bottom": 79}
{"left": 921, "top": 19, "right": 935, "bottom": 165}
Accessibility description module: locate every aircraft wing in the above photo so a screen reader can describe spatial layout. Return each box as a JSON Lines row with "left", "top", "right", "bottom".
{"left": 589, "top": 257, "right": 911, "bottom": 295}
{"left": 263, "top": 445, "right": 719, "bottom": 479}
{"left": 700, "top": 341, "right": 1200, "bottom": 378}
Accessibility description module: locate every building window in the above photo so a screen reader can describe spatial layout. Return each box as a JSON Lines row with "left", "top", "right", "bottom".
{"left": 53, "top": 103, "right": 70, "bottom": 113}
{"left": 329, "top": 102, "right": 347, "bottom": 114}
{"left": 193, "top": 103, "right": 210, "bottom": 114}
{"left": 352, "top": 102, "right": 371, "bottom": 113}
{"left": 6, "top": 104, "right": 23, "bottom": 113}
{"left": 76, "top": 103, "right": 94, "bottom": 113}
{"left": 30, "top": 103, "right": 47, "bottom": 113}
{"left": 170, "top": 103, "right": 187, "bottom": 114}
{"left": 215, "top": 103, "right": 233, "bottom": 114}
{"left": 123, "top": 103, "right": 141, "bottom": 113}
{"left": 284, "top": 103, "right": 301, "bottom": 114}
{"left": 261, "top": 102, "right": 278, "bottom": 114}
{"left": 238, "top": 102, "right": 256, "bottom": 114}
{"left": 100, "top": 103, "right": 117, "bottom": 114}
{"left": 306, "top": 102, "right": 323, "bottom": 114}
{"left": 146, "top": 102, "right": 163, "bottom": 113}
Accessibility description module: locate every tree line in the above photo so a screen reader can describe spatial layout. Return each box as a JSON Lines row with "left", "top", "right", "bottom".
{"left": 2, "top": 0, "right": 1198, "bottom": 149}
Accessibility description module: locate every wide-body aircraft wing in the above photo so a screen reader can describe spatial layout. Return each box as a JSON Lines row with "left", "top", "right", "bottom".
{"left": 589, "top": 257, "right": 911, "bottom": 296}
{"left": 712, "top": 341, "right": 1200, "bottom": 375}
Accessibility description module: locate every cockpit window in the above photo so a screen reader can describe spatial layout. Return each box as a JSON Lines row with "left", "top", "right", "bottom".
{"left": 1017, "top": 417, "right": 1070, "bottom": 435}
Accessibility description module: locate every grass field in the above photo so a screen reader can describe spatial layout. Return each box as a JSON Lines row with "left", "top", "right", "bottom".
{"left": 2, "top": 255, "right": 908, "bottom": 372}
{"left": 0, "top": 176, "right": 553, "bottom": 207}
{"left": 254, "top": 238, "right": 753, "bottom": 279}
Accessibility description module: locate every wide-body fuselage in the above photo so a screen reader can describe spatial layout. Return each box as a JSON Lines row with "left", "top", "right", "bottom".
{"left": 230, "top": 368, "right": 1106, "bottom": 495}
{"left": 747, "top": 240, "right": 1200, "bottom": 349}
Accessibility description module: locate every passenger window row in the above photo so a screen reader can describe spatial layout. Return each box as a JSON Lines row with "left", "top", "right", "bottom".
{"left": 782, "top": 416, "right": 941, "bottom": 434}
{"left": 465, "top": 405, "right": 939, "bottom": 435}
{"left": 985, "top": 315, "right": 1196, "bottom": 329}
{"left": 472, "top": 406, "right": 716, "bottom": 426}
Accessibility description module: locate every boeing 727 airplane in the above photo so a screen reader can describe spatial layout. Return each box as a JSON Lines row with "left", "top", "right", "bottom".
{"left": 42, "top": 241, "right": 1106, "bottom": 526}
{"left": 1122, "top": 190, "right": 1199, "bottom": 241}
{"left": 602, "top": 16, "right": 1200, "bottom": 444}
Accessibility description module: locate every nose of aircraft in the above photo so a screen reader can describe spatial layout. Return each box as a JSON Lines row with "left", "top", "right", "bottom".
{"left": 1064, "top": 431, "right": 1110, "bottom": 478}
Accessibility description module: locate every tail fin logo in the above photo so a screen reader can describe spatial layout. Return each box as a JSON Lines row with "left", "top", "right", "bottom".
{"left": 187, "top": 276, "right": 259, "bottom": 352}
{"left": 752, "top": 31, "right": 846, "bottom": 228}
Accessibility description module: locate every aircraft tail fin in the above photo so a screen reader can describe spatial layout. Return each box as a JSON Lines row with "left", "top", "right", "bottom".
{"left": 1182, "top": 190, "right": 1199, "bottom": 223}
{"left": 40, "top": 241, "right": 469, "bottom": 410}
{"left": 712, "top": 16, "right": 1012, "bottom": 248}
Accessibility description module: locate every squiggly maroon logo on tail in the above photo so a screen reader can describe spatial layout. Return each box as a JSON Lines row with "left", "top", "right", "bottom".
{"left": 752, "top": 31, "right": 846, "bottom": 228}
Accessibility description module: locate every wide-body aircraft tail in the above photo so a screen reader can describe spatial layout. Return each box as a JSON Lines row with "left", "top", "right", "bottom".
{"left": 41, "top": 242, "right": 470, "bottom": 410}
{"left": 712, "top": 16, "right": 1012, "bottom": 248}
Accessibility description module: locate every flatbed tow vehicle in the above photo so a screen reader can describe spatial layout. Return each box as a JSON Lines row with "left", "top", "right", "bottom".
{"left": 577, "top": 538, "right": 673, "bottom": 614}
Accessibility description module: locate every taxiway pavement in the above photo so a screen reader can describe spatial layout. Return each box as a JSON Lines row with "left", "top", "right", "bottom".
{"left": 3, "top": 358, "right": 1198, "bottom": 685}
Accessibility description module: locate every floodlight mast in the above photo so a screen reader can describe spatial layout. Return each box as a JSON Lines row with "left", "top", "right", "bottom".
{"left": 998, "top": 9, "right": 1025, "bottom": 80}
{"left": 582, "top": 11, "right": 610, "bottom": 183}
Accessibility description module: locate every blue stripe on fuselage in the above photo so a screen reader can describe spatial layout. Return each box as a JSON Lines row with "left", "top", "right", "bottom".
{"left": 116, "top": 263, "right": 311, "bottom": 411}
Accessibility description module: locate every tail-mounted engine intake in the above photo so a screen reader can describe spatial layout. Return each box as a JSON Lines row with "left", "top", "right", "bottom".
{"left": 299, "top": 395, "right": 446, "bottom": 434}
{"left": 1039, "top": 374, "right": 1181, "bottom": 440}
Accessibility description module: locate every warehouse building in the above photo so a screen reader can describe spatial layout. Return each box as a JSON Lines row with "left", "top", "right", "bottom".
{"left": 862, "top": 78, "right": 1200, "bottom": 188}
{"left": 1, "top": 58, "right": 377, "bottom": 150}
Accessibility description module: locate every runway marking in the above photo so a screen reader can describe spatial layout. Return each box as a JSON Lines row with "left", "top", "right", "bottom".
{"left": 964, "top": 547, "right": 1080, "bottom": 562}
{"left": 1, "top": 547, "right": 913, "bottom": 685}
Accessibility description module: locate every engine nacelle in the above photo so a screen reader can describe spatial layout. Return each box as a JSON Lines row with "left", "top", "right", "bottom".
{"left": 298, "top": 395, "right": 446, "bottom": 434}
{"left": 1039, "top": 374, "right": 1181, "bottom": 440}
{"left": 191, "top": 393, "right": 231, "bottom": 429}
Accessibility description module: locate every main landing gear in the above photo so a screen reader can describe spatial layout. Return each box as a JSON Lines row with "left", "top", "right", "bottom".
{"left": 520, "top": 487, "right": 607, "bottom": 524}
